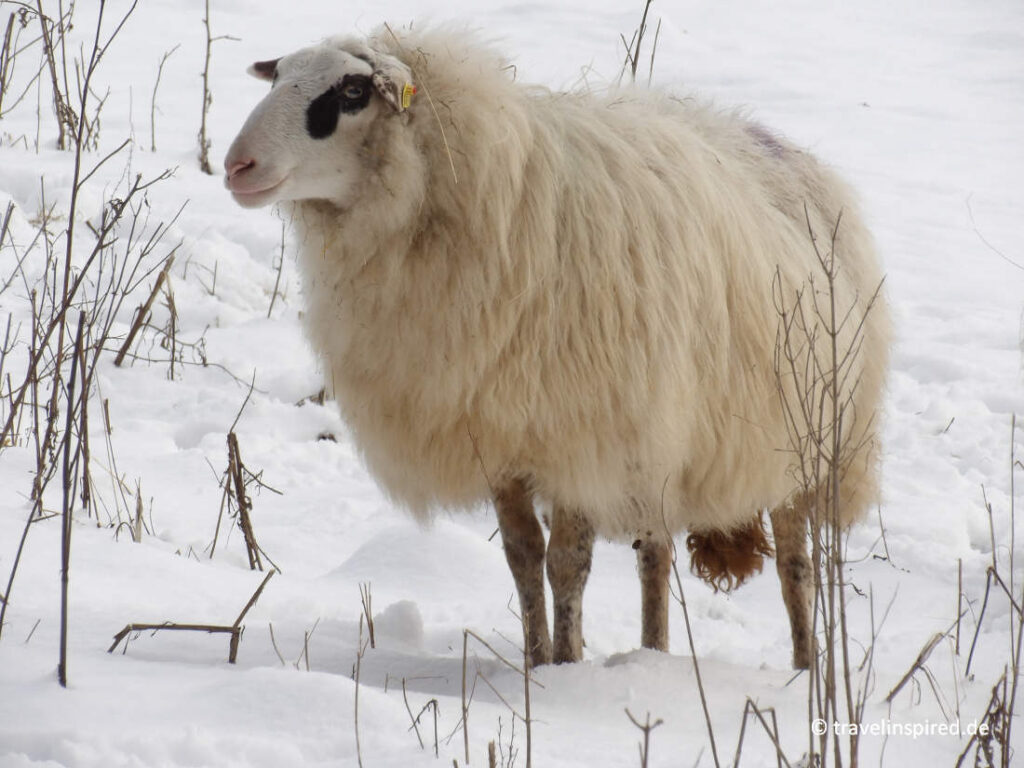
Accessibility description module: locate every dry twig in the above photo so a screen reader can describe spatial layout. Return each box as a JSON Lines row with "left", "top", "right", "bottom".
{"left": 625, "top": 708, "right": 664, "bottom": 768}
{"left": 108, "top": 570, "right": 275, "bottom": 662}
{"left": 359, "top": 582, "right": 375, "bottom": 648}
{"left": 150, "top": 44, "right": 179, "bottom": 151}
{"left": 354, "top": 614, "right": 369, "bottom": 768}
{"left": 114, "top": 253, "right": 175, "bottom": 366}
{"left": 197, "top": 0, "right": 237, "bottom": 172}
{"left": 731, "top": 699, "right": 789, "bottom": 768}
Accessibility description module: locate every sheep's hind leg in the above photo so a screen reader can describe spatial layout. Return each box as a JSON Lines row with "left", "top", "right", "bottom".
{"left": 495, "top": 479, "right": 552, "bottom": 667}
{"left": 635, "top": 534, "right": 672, "bottom": 651}
{"left": 770, "top": 503, "right": 813, "bottom": 669}
{"left": 546, "top": 507, "right": 594, "bottom": 663}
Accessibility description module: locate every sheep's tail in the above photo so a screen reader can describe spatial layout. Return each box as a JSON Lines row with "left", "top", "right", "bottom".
{"left": 686, "top": 513, "right": 773, "bottom": 592}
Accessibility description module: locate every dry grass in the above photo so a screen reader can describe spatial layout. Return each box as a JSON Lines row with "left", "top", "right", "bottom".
{"left": 0, "top": 2, "right": 180, "bottom": 664}
{"left": 954, "top": 417, "right": 1022, "bottom": 767}
{"left": 771, "top": 209, "right": 885, "bottom": 767}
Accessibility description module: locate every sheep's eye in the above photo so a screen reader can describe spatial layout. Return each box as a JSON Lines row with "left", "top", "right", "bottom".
{"left": 336, "top": 75, "right": 372, "bottom": 114}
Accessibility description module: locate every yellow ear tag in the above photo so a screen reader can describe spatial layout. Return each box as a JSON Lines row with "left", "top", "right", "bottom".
{"left": 401, "top": 83, "right": 417, "bottom": 109}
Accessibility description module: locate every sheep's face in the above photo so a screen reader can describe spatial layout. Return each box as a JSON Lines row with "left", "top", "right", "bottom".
{"left": 224, "top": 39, "right": 412, "bottom": 209}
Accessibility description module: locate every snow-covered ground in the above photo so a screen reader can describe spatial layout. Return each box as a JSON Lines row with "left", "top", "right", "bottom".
{"left": 1, "top": 1, "right": 1023, "bottom": 766}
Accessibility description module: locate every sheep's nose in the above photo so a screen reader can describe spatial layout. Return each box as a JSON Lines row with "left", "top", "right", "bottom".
{"left": 226, "top": 158, "right": 255, "bottom": 179}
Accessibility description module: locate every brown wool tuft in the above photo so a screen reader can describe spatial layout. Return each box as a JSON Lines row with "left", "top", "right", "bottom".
{"left": 686, "top": 513, "right": 774, "bottom": 592}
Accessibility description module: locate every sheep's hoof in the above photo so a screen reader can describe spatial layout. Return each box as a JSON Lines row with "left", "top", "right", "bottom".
{"left": 792, "top": 643, "right": 812, "bottom": 670}
{"left": 551, "top": 647, "right": 582, "bottom": 665}
{"left": 527, "top": 654, "right": 552, "bottom": 669}
{"left": 526, "top": 640, "right": 553, "bottom": 670}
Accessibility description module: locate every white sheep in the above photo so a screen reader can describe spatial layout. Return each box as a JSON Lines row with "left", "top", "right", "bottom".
{"left": 225, "top": 26, "right": 889, "bottom": 669}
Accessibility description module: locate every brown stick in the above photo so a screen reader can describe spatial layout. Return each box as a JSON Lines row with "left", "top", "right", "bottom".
{"left": 234, "top": 570, "right": 274, "bottom": 627}
{"left": 403, "top": 678, "right": 425, "bottom": 749}
{"left": 967, "top": 569, "right": 994, "bottom": 677}
{"left": 359, "top": 582, "right": 375, "bottom": 648}
{"left": 108, "top": 622, "right": 239, "bottom": 653}
{"left": 227, "top": 430, "right": 263, "bottom": 571}
{"left": 731, "top": 699, "right": 791, "bottom": 768}
{"left": 462, "top": 629, "right": 470, "bottom": 764}
{"left": 35, "top": 0, "right": 73, "bottom": 149}
{"left": 463, "top": 629, "right": 542, "bottom": 683}
{"left": 58, "top": 312, "right": 86, "bottom": 688}
{"left": 354, "top": 615, "right": 367, "bottom": 768}
{"left": 522, "top": 611, "right": 532, "bottom": 768}
{"left": 149, "top": 44, "right": 179, "bottom": 151}
{"left": 884, "top": 631, "right": 943, "bottom": 703}
{"left": 426, "top": 700, "right": 440, "bottom": 758}
{"left": 268, "top": 622, "right": 286, "bottom": 665}
{"left": 267, "top": 219, "right": 286, "bottom": 318}
{"left": 164, "top": 279, "right": 177, "bottom": 380}
{"left": 956, "top": 558, "right": 963, "bottom": 656}
{"left": 198, "top": 0, "right": 213, "bottom": 174}
{"left": 197, "top": 2, "right": 237, "bottom": 174}
{"left": 75, "top": 332, "right": 91, "bottom": 515}
{"left": 667, "top": 537, "right": 722, "bottom": 767}
{"left": 108, "top": 570, "right": 274, "bottom": 662}
{"left": 114, "top": 253, "right": 174, "bottom": 366}
{"left": 208, "top": 484, "right": 229, "bottom": 558}
{"left": 134, "top": 481, "right": 147, "bottom": 538}
{"left": 625, "top": 709, "right": 664, "bottom": 768}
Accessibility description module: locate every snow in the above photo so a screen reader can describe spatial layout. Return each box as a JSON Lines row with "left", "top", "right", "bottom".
{"left": 1, "top": 0, "right": 1023, "bottom": 766}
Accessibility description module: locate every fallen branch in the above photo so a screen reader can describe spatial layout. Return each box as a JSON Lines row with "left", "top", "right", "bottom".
{"left": 108, "top": 570, "right": 274, "bottom": 662}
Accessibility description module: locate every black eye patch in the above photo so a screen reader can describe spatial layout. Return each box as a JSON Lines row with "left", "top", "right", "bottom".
{"left": 306, "top": 74, "right": 374, "bottom": 140}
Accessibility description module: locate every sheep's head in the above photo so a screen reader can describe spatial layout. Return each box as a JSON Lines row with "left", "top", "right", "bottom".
{"left": 224, "top": 38, "right": 413, "bottom": 209}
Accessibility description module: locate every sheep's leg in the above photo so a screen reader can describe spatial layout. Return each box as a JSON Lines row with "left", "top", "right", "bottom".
{"left": 546, "top": 507, "right": 594, "bottom": 663}
{"left": 494, "top": 479, "right": 552, "bottom": 667}
{"left": 770, "top": 504, "right": 813, "bottom": 669}
{"left": 635, "top": 535, "right": 672, "bottom": 651}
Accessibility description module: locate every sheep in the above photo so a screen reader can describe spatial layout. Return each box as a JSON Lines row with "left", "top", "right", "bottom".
{"left": 224, "top": 26, "right": 890, "bottom": 669}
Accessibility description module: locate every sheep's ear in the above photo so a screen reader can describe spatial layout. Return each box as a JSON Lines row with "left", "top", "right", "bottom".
{"left": 247, "top": 58, "right": 280, "bottom": 81}
{"left": 369, "top": 51, "right": 415, "bottom": 112}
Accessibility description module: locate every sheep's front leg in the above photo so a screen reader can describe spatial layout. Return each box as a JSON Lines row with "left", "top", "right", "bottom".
{"left": 635, "top": 535, "right": 671, "bottom": 651}
{"left": 495, "top": 479, "right": 552, "bottom": 667}
{"left": 546, "top": 507, "right": 594, "bottom": 663}
{"left": 770, "top": 504, "right": 813, "bottom": 669}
